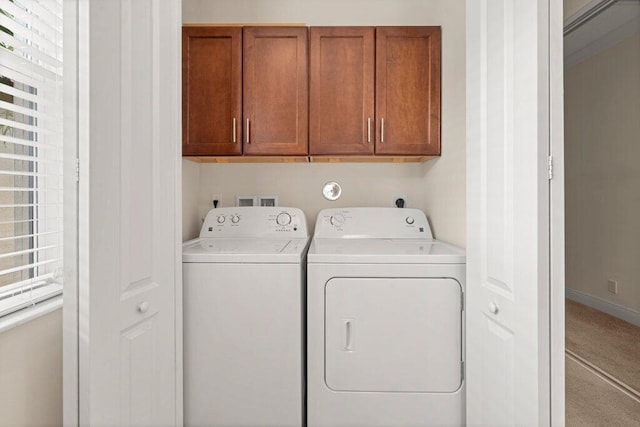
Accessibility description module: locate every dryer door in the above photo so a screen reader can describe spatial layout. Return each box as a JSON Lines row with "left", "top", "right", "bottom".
{"left": 325, "top": 277, "right": 462, "bottom": 393}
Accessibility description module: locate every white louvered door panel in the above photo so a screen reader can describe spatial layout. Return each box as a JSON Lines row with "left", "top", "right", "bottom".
{"left": 76, "top": 0, "right": 181, "bottom": 426}
{"left": 466, "top": 0, "right": 552, "bottom": 426}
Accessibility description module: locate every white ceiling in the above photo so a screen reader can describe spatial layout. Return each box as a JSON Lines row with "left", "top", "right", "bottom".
{"left": 564, "top": 0, "right": 640, "bottom": 67}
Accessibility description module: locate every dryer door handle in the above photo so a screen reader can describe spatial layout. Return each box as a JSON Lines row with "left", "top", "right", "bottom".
{"left": 344, "top": 319, "right": 354, "bottom": 351}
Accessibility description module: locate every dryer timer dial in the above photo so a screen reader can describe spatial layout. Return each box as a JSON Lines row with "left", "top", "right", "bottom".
{"left": 330, "top": 214, "right": 345, "bottom": 227}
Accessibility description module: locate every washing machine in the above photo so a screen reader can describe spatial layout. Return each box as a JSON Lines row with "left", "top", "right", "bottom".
{"left": 183, "top": 206, "right": 309, "bottom": 427}
{"left": 307, "top": 207, "right": 466, "bottom": 427}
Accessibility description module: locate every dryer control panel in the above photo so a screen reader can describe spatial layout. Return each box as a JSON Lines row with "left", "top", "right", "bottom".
{"left": 200, "top": 207, "right": 308, "bottom": 238}
{"left": 314, "top": 208, "right": 433, "bottom": 239}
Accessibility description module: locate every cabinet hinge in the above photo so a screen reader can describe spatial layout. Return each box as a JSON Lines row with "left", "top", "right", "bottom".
{"left": 75, "top": 158, "right": 80, "bottom": 182}
{"left": 548, "top": 156, "right": 553, "bottom": 180}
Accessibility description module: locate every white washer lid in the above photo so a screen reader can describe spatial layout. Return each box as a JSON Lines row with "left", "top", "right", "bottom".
{"left": 307, "top": 238, "right": 465, "bottom": 264}
{"left": 183, "top": 237, "right": 310, "bottom": 263}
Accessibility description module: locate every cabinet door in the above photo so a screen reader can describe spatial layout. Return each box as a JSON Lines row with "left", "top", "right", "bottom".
{"left": 243, "top": 27, "right": 308, "bottom": 155}
{"left": 376, "top": 27, "right": 441, "bottom": 155}
{"left": 309, "top": 27, "right": 374, "bottom": 155}
{"left": 182, "top": 27, "right": 242, "bottom": 156}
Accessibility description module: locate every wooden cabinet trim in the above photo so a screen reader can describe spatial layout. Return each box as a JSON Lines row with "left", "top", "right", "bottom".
{"left": 183, "top": 155, "right": 436, "bottom": 163}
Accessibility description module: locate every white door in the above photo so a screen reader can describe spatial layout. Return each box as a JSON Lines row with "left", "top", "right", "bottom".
{"left": 67, "top": 0, "right": 182, "bottom": 426}
{"left": 466, "top": 0, "right": 561, "bottom": 425}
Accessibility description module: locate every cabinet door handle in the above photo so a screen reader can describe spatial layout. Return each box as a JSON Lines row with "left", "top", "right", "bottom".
{"left": 246, "top": 118, "right": 250, "bottom": 144}
{"left": 381, "top": 118, "right": 385, "bottom": 143}
{"left": 232, "top": 118, "right": 236, "bottom": 143}
{"left": 367, "top": 118, "right": 371, "bottom": 143}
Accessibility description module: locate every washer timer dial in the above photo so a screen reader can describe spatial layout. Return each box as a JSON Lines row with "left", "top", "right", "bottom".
{"left": 276, "top": 212, "right": 292, "bottom": 226}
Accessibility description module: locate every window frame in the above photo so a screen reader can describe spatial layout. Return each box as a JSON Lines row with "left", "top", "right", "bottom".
{"left": 0, "top": 0, "right": 63, "bottom": 322}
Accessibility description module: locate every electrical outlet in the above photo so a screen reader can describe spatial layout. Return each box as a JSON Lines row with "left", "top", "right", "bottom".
{"left": 258, "top": 195, "right": 279, "bottom": 207}
{"left": 211, "top": 193, "right": 221, "bottom": 207}
{"left": 236, "top": 196, "right": 258, "bottom": 207}
{"left": 392, "top": 194, "right": 408, "bottom": 208}
{"left": 607, "top": 280, "right": 618, "bottom": 294}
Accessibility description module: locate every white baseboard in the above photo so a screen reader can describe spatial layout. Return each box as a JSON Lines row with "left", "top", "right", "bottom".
{"left": 566, "top": 288, "right": 640, "bottom": 327}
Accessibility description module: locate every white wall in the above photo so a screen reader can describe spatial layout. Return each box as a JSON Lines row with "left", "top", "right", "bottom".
{"left": 182, "top": 0, "right": 466, "bottom": 247}
{"left": 197, "top": 162, "right": 436, "bottom": 232}
{"left": 0, "top": 310, "right": 63, "bottom": 427}
{"left": 183, "top": 158, "right": 201, "bottom": 240}
{"left": 565, "top": 32, "right": 640, "bottom": 315}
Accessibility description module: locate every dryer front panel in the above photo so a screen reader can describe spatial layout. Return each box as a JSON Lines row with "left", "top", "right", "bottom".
{"left": 325, "top": 277, "right": 462, "bottom": 393}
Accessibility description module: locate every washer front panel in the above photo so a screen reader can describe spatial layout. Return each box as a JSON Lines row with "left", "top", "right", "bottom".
{"left": 184, "top": 262, "right": 303, "bottom": 427}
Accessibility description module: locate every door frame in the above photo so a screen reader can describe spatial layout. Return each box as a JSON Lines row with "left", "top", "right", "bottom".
{"left": 62, "top": 0, "right": 80, "bottom": 424}
{"left": 62, "top": 1, "right": 184, "bottom": 425}
{"left": 549, "top": 0, "right": 566, "bottom": 424}
{"left": 62, "top": 0, "right": 564, "bottom": 425}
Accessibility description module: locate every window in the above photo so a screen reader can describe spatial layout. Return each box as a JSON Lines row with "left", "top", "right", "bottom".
{"left": 0, "top": 0, "right": 63, "bottom": 317}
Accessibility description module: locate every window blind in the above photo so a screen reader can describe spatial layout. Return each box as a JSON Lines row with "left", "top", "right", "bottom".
{"left": 0, "top": 0, "right": 63, "bottom": 317}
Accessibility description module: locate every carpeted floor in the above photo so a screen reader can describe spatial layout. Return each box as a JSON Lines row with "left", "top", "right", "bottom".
{"left": 566, "top": 299, "right": 640, "bottom": 393}
{"left": 566, "top": 355, "right": 640, "bottom": 426}
{"left": 566, "top": 299, "right": 640, "bottom": 425}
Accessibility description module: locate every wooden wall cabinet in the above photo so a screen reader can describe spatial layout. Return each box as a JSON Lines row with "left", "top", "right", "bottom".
{"left": 309, "top": 27, "right": 375, "bottom": 155}
{"left": 376, "top": 27, "right": 441, "bottom": 156}
{"left": 309, "top": 26, "right": 441, "bottom": 158}
{"left": 183, "top": 26, "right": 308, "bottom": 157}
{"left": 182, "top": 25, "right": 441, "bottom": 161}
{"left": 182, "top": 27, "right": 242, "bottom": 156}
{"left": 243, "top": 27, "right": 309, "bottom": 155}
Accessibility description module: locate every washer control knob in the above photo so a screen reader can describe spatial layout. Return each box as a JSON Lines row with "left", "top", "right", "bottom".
{"left": 216, "top": 215, "right": 225, "bottom": 224}
{"left": 231, "top": 215, "right": 240, "bottom": 224}
{"left": 330, "top": 214, "right": 345, "bottom": 227}
{"left": 406, "top": 216, "right": 415, "bottom": 225}
{"left": 276, "top": 212, "right": 292, "bottom": 226}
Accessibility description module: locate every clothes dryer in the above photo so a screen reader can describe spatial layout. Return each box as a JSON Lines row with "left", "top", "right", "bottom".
{"left": 307, "top": 208, "right": 466, "bottom": 426}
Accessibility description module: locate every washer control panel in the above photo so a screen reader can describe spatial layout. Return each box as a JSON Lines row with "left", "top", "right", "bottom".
{"left": 200, "top": 207, "right": 308, "bottom": 238}
{"left": 314, "top": 208, "right": 433, "bottom": 239}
